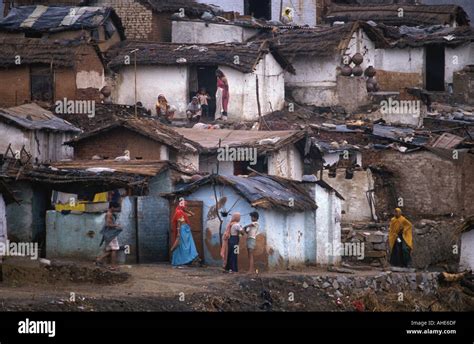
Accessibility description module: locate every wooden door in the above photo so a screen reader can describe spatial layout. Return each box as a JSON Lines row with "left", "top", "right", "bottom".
{"left": 169, "top": 200, "right": 204, "bottom": 260}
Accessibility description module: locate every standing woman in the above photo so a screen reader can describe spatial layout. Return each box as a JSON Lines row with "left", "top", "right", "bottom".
{"left": 215, "top": 69, "right": 229, "bottom": 121}
{"left": 222, "top": 212, "right": 242, "bottom": 273}
{"left": 171, "top": 198, "right": 198, "bottom": 266}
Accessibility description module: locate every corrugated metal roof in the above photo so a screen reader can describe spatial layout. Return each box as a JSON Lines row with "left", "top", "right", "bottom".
{"left": 167, "top": 174, "right": 317, "bottom": 212}
{"left": 0, "top": 103, "right": 81, "bottom": 132}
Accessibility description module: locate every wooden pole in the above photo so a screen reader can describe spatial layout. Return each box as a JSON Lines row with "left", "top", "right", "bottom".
{"left": 134, "top": 51, "right": 137, "bottom": 118}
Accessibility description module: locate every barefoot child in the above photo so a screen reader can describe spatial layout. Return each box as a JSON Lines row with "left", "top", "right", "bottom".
{"left": 243, "top": 211, "right": 259, "bottom": 274}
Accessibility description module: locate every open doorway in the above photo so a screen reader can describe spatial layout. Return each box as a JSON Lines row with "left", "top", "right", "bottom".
{"left": 244, "top": 0, "right": 272, "bottom": 20}
{"left": 190, "top": 65, "right": 217, "bottom": 119}
{"left": 425, "top": 44, "right": 445, "bottom": 91}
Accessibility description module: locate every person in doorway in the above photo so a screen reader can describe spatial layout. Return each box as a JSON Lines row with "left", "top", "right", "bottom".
{"left": 243, "top": 211, "right": 259, "bottom": 274}
{"left": 196, "top": 87, "right": 210, "bottom": 118}
{"left": 96, "top": 207, "right": 122, "bottom": 271}
{"left": 215, "top": 69, "right": 229, "bottom": 121}
{"left": 221, "top": 212, "right": 243, "bottom": 273}
{"left": 388, "top": 208, "right": 413, "bottom": 267}
{"left": 170, "top": 198, "right": 199, "bottom": 266}
{"left": 186, "top": 96, "right": 202, "bottom": 123}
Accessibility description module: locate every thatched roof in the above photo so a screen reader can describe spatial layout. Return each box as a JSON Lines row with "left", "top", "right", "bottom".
{"left": 107, "top": 40, "right": 294, "bottom": 74}
{"left": 164, "top": 173, "right": 317, "bottom": 212}
{"left": 0, "top": 38, "right": 89, "bottom": 67}
{"left": 326, "top": 4, "right": 470, "bottom": 26}
{"left": 138, "top": 0, "right": 220, "bottom": 16}
{"left": 373, "top": 23, "right": 474, "bottom": 48}
{"left": 23, "top": 160, "right": 193, "bottom": 192}
{"left": 65, "top": 118, "right": 200, "bottom": 153}
{"left": 0, "top": 5, "right": 125, "bottom": 38}
{"left": 260, "top": 22, "right": 388, "bottom": 59}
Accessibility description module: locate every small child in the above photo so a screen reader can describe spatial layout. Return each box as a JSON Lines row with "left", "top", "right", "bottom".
{"left": 196, "top": 87, "right": 210, "bottom": 118}
{"left": 243, "top": 211, "right": 259, "bottom": 274}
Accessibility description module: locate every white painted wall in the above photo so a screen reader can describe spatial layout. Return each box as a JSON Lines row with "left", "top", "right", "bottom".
{"left": 445, "top": 43, "right": 474, "bottom": 84}
{"left": 323, "top": 169, "right": 376, "bottom": 224}
{"left": 265, "top": 209, "right": 308, "bottom": 269}
{"left": 285, "top": 55, "right": 339, "bottom": 106}
{"left": 268, "top": 144, "right": 303, "bottom": 180}
{"left": 172, "top": 20, "right": 258, "bottom": 43}
{"left": 315, "top": 183, "right": 341, "bottom": 265}
{"left": 345, "top": 29, "right": 376, "bottom": 71}
{"left": 323, "top": 151, "right": 362, "bottom": 167}
{"left": 374, "top": 47, "right": 425, "bottom": 73}
{"left": 114, "top": 65, "right": 189, "bottom": 117}
{"left": 76, "top": 70, "right": 105, "bottom": 90}
{"left": 222, "top": 52, "right": 285, "bottom": 121}
{"left": 460, "top": 230, "right": 474, "bottom": 271}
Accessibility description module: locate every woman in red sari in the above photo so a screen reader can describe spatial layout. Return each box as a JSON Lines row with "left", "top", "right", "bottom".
{"left": 215, "top": 69, "right": 229, "bottom": 121}
{"left": 170, "top": 198, "right": 198, "bottom": 266}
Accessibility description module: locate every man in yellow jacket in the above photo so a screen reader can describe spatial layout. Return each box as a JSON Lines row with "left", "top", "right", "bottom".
{"left": 388, "top": 208, "right": 413, "bottom": 267}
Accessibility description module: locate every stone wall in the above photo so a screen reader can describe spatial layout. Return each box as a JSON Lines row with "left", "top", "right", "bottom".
{"left": 307, "top": 271, "right": 440, "bottom": 296}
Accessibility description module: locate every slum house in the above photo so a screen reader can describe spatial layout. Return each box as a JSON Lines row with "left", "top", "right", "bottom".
{"left": 361, "top": 123, "right": 474, "bottom": 219}
{"left": 0, "top": 5, "right": 124, "bottom": 52}
{"left": 164, "top": 173, "right": 344, "bottom": 270}
{"left": 261, "top": 22, "right": 386, "bottom": 112}
{"left": 174, "top": 127, "right": 325, "bottom": 180}
{"left": 0, "top": 39, "right": 106, "bottom": 107}
{"left": 18, "top": 160, "right": 195, "bottom": 262}
{"left": 264, "top": 20, "right": 474, "bottom": 123}
{"left": 106, "top": 41, "right": 294, "bottom": 121}
{"left": 0, "top": 103, "right": 80, "bottom": 163}
{"left": 63, "top": 118, "right": 199, "bottom": 162}
{"left": 325, "top": 4, "right": 470, "bottom": 27}
{"left": 366, "top": 23, "right": 474, "bottom": 96}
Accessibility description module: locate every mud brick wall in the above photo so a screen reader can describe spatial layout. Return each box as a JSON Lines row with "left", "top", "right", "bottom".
{"left": 376, "top": 70, "right": 423, "bottom": 96}
{"left": 363, "top": 150, "right": 474, "bottom": 218}
{"left": 92, "top": 0, "right": 155, "bottom": 40}
{"left": 72, "top": 127, "right": 163, "bottom": 160}
{"left": 0, "top": 66, "right": 30, "bottom": 107}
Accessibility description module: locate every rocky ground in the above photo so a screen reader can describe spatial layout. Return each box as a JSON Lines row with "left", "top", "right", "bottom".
{"left": 0, "top": 258, "right": 473, "bottom": 312}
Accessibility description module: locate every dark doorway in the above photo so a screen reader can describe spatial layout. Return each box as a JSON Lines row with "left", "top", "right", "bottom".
{"left": 30, "top": 65, "right": 53, "bottom": 102}
{"left": 233, "top": 156, "right": 268, "bottom": 176}
{"left": 196, "top": 65, "right": 217, "bottom": 119}
{"left": 425, "top": 44, "right": 445, "bottom": 91}
{"left": 244, "top": 0, "right": 271, "bottom": 20}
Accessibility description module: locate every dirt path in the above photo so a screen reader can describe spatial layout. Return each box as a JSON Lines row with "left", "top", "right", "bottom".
{"left": 0, "top": 260, "right": 472, "bottom": 311}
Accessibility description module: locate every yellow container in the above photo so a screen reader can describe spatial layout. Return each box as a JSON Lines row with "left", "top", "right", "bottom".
{"left": 55, "top": 202, "right": 86, "bottom": 212}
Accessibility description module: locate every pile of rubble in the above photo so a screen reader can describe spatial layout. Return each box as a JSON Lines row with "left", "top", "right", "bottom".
{"left": 341, "top": 223, "right": 389, "bottom": 267}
